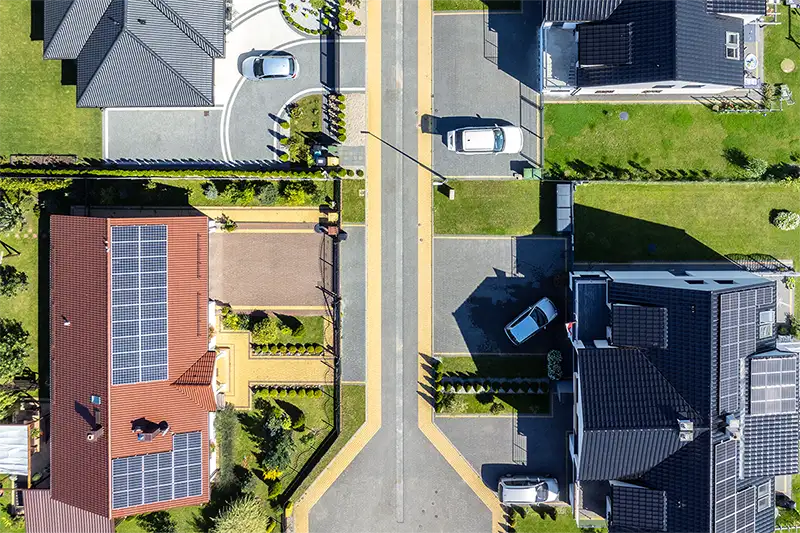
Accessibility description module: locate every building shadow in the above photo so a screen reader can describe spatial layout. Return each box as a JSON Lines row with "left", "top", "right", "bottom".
{"left": 30, "top": 0, "right": 44, "bottom": 41}
{"left": 61, "top": 59, "right": 77, "bottom": 86}
{"left": 484, "top": 1, "right": 544, "bottom": 91}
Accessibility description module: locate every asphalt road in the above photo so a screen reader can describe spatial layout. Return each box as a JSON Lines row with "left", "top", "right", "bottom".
{"left": 340, "top": 225, "right": 367, "bottom": 383}
{"left": 309, "top": 1, "right": 492, "bottom": 531}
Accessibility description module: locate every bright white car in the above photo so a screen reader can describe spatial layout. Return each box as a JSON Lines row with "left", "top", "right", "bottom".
{"left": 241, "top": 53, "right": 298, "bottom": 81}
{"left": 446, "top": 125, "right": 523, "bottom": 154}
{"left": 504, "top": 297, "right": 558, "bottom": 345}
{"left": 498, "top": 475, "right": 559, "bottom": 505}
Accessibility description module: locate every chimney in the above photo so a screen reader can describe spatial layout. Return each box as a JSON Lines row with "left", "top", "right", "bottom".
{"left": 87, "top": 407, "right": 104, "bottom": 442}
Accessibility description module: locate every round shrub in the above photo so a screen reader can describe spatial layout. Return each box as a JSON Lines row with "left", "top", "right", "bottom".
{"left": 278, "top": 389, "right": 288, "bottom": 398}
{"left": 445, "top": 383, "right": 455, "bottom": 393}
{"left": 337, "top": 94, "right": 346, "bottom": 102}
{"left": 435, "top": 383, "right": 443, "bottom": 392}
{"left": 304, "top": 343, "right": 314, "bottom": 353}
{"left": 280, "top": 120, "right": 290, "bottom": 129}
{"left": 268, "top": 480, "right": 283, "bottom": 499}
{"left": 279, "top": 137, "right": 289, "bottom": 146}
{"left": 313, "top": 389, "right": 323, "bottom": 398}
{"left": 356, "top": 169, "right": 364, "bottom": 177}
{"left": 338, "top": 133, "right": 347, "bottom": 143}
{"left": 315, "top": 345, "right": 324, "bottom": 354}
{"left": 269, "top": 389, "right": 279, "bottom": 398}
{"left": 346, "top": 169, "right": 355, "bottom": 177}
{"left": 276, "top": 343, "right": 285, "bottom": 353}
{"left": 288, "top": 389, "right": 297, "bottom": 397}
{"left": 279, "top": 153, "right": 289, "bottom": 162}
{"left": 298, "top": 388, "right": 307, "bottom": 397}
{"left": 266, "top": 520, "right": 277, "bottom": 533}
{"left": 773, "top": 210, "right": 800, "bottom": 231}
{"left": 267, "top": 344, "right": 277, "bottom": 353}
{"left": 353, "top": 19, "right": 361, "bottom": 26}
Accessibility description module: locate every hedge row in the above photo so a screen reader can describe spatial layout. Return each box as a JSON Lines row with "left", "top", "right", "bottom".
{"left": 0, "top": 177, "right": 72, "bottom": 192}
{"left": 255, "top": 387, "right": 324, "bottom": 398}
{"left": 439, "top": 381, "right": 549, "bottom": 395}
{"left": 253, "top": 343, "right": 325, "bottom": 356}
{"left": 0, "top": 166, "right": 368, "bottom": 180}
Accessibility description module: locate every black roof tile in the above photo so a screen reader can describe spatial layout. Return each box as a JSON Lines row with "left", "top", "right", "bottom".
{"left": 611, "top": 304, "right": 668, "bottom": 349}
{"left": 611, "top": 484, "right": 667, "bottom": 532}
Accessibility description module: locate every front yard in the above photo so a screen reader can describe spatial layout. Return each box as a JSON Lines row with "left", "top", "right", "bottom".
{"left": 0, "top": 1, "right": 101, "bottom": 157}
{"left": 544, "top": 5, "right": 800, "bottom": 177}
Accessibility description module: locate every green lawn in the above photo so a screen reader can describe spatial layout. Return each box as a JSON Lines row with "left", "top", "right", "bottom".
{"left": 434, "top": 181, "right": 547, "bottom": 235}
{"left": 439, "top": 392, "right": 549, "bottom": 415}
{"left": 515, "top": 506, "right": 597, "bottom": 533}
{"left": 0, "top": 477, "right": 24, "bottom": 533}
{"left": 273, "top": 315, "right": 326, "bottom": 346}
{"left": 433, "top": 0, "right": 520, "bottom": 11}
{"left": 115, "top": 506, "right": 202, "bottom": 533}
{"left": 0, "top": 206, "right": 40, "bottom": 375}
{"left": 0, "top": 1, "right": 101, "bottom": 157}
{"left": 574, "top": 182, "right": 800, "bottom": 267}
{"left": 441, "top": 356, "right": 546, "bottom": 379}
{"left": 341, "top": 179, "right": 365, "bottom": 224}
{"left": 544, "top": 5, "right": 800, "bottom": 177}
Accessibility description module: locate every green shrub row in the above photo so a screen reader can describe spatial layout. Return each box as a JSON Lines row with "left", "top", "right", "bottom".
{"left": 440, "top": 381, "right": 549, "bottom": 394}
{"left": 253, "top": 343, "right": 325, "bottom": 355}
{"left": 255, "top": 387, "right": 324, "bottom": 398}
{"left": 213, "top": 404, "right": 238, "bottom": 489}
{"left": 279, "top": 0, "right": 326, "bottom": 34}
{"left": 0, "top": 166, "right": 337, "bottom": 179}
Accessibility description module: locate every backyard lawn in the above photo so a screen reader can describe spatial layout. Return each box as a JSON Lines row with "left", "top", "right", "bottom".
{"left": 574, "top": 182, "right": 800, "bottom": 267}
{"left": 342, "top": 179, "right": 365, "bottom": 224}
{"left": 434, "top": 181, "right": 545, "bottom": 235}
{"left": 439, "top": 392, "right": 550, "bottom": 415}
{"left": 515, "top": 506, "right": 594, "bottom": 533}
{"left": 273, "top": 315, "right": 326, "bottom": 345}
{"left": 433, "top": 0, "right": 520, "bottom": 11}
{"left": 0, "top": 1, "right": 101, "bottom": 157}
{"left": 544, "top": 5, "right": 800, "bottom": 176}
{"left": 441, "top": 356, "right": 547, "bottom": 378}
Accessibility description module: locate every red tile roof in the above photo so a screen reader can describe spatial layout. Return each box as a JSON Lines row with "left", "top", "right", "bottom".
{"left": 174, "top": 350, "right": 216, "bottom": 385}
{"left": 22, "top": 489, "right": 115, "bottom": 533}
{"left": 50, "top": 215, "right": 212, "bottom": 519}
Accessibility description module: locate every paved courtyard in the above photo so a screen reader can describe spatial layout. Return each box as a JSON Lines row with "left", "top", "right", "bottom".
{"left": 433, "top": 236, "right": 568, "bottom": 355}
{"left": 432, "top": 12, "right": 541, "bottom": 177}
{"left": 209, "top": 224, "right": 333, "bottom": 310}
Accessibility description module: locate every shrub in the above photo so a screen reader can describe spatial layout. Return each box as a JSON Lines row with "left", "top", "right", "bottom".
{"left": 0, "top": 196, "right": 25, "bottom": 232}
{"left": 267, "top": 480, "right": 283, "bottom": 500}
{"left": 267, "top": 343, "right": 278, "bottom": 353}
{"left": 203, "top": 181, "right": 219, "bottom": 200}
{"left": 785, "top": 277, "right": 797, "bottom": 290}
{"left": 216, "top": 214, "right": 237, "bottom": 232}
{"left": 338, "top": 133, "right": 347, "bottom": 143}
{"left": 266, "top": 520, "right": 277, "bottom": 533}
{"left": 298, "top": 388, "right": 307, "bottom": 397}
{"left": 292, "top": 411, "right": 306, "bottom": 430}
{"left": 279, "top": 153, "right": 290, "bottom": 162}
{"left": 211, "top": 495, "right": 270, "bottom": 533}
{"left": 435, "top": 383, "right": 443, "bottom": 392}
{"left": 346, "top": 169, "right": 355, "bottom": 177}
{"left": 288, "top": 389, "right": 297, "bottom": 397}
{"left": 741, "top": 158, "right": 768, "bottom": 180}
{"left": 788, "top": 314, "right": 800, "bottom": 338}
{"left": 315, "top": 345, "right": 324, "bottom": 354}
{"left": 288, "top": 345, "right": 297, "bottom": 354}
{"left": 269, "top": 389, "right": 279, "bottom": 398}
{"left": 356, "top": 169, "right": 364, "bottom": 177}
{"left": 0, "top": 265, "right": 28, "bottom": 297}
{"left": 280, "top": 120, "right": 290, "bottom": 129}
{"left": 490, "top": 402, "right": 505, "bottom": 414}
{"left": 445, "top": 383, "right": 455, "bottom": 393}
{"left": 547, "top": 350, "right": 563, "bottom": 381}
{"left": 278, "top": 389, "right": 288, "bottom": 398}
{"left": 214, "top": 404, "right": 238, "bottom": 489}
{"left": 773, "top": 210, "right": 800, "bottom": 231}
{"left": 353, "top": 19, "right": 361, "bottom": 25}
{"left": 279, "top": 137, "right": 289, "bottom": 146}
{"left": 285, "top": 501, "right": 294, "bottom": 519}
{"left": 262, "top": 468, "right": 282, "bottom": 481}
{"left": 313, "top": 389, "right": 323, "bottom": 397}
{"left": 252, "top": 317, "right": 282, "bottom": 344}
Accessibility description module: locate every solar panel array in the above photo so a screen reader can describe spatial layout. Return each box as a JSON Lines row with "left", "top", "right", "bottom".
{"left": 756, "top": 482, "right": 771, "bottom": 513}
{"left": 750, "top": 357, "right": 797, "bottom": 415}
{"left": 111, "top": 225, "right": 168, "bottom": 385}
{"left": 112, "top": 431, "right": 202, "bottom": 510}
{"left": 718, "top": 290, "right": 757, "bottom": 414}
{"left": 715, "top": 439, "right": 758, "bottom": 533}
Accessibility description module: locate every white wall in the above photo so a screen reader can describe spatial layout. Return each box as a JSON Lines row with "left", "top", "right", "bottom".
{"left": 545, "top": 79, "right": 737, "bottom": 96}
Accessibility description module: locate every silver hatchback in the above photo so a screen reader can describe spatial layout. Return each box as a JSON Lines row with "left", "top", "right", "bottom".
{"left": 241, "top": 52, "right": 298, "bottom": 81}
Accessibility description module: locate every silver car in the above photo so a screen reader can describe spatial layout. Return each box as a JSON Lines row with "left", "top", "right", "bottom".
{"left": 498, "top": 475, "right": 559, "bottom": 505}
{"left": 446, "top": 125, "right": 523, "bottom": 154}
{"left": 241, "top": 53, "right": 298, "bottom": 81}
{"left": 504, "top": 297, "right": 558, "bottom": 345}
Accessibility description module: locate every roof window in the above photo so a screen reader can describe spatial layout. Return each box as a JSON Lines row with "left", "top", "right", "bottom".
{"left": 726, "top": 32, "right": 740, "bottom": 60}
{"left": 685, "top": 279, "right": 705, "bottom": 285}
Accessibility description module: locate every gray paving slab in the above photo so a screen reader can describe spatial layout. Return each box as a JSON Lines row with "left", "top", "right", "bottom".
{"left": 432, "top": 13, "right": 539, "bottom": 177}
{"left": 433, "top": 237, "right": 567, "bottom": 354}
{"left": 105, "top": 109, "right": 224, "bottom": 161}
{"left": 340, "top": 225, "right": 366, "bottom": 382}
{"left": 227, "top": 39, "right": 366, "bottom": 161}
{"left": 435, "top": 393, "right": 573, "bottom": 499}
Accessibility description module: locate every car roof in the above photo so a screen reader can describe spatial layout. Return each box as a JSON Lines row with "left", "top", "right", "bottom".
{"left": 461, "top": 129, "right": 496, "bottom": 152}
{"left": 261, "top": 56, "right": 292, "bottom": 76}
{"left": 500, "top": 485, "right": 540, "bottom": 503}
{"left": 509, "top": 312, "right": 537, "bottom": 342}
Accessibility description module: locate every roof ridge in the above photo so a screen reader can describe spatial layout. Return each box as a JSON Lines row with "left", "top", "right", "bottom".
{"left": 43, "top": 0, "right": 76, "bottom": 58}
{"left": 634, "top": 347, "right": 703, "bottom": 425}
{"left": 172, "top": 350, "right": 216, "bottom": 386}
{"left": 119, "top": 28, "right": 211, "bottom": 104}
{"left": 146, "top": 0, "right": 223, "bottom": 58}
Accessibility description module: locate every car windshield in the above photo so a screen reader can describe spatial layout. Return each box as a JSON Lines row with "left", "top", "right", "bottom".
{"left": 533, "top": 307, "right": 549, "bottom": 327}
{"left": 253, "top": 59, "right": 264, "bottom": 78}
{"left": 534, "top": 483, "right": 548, "bottom": 501}
{"left": 493, "top": 128, "right": 505, "bottom": 151}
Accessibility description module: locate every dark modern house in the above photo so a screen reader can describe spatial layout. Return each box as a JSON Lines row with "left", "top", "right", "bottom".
{"left": 568, "top": 270, "right": 797, "bottom": 532}
{"left": 43, "top": 0, "right": 225, "bottom": 107}
{"left": 542, "top": 0, "right": 768, "bottom": 95}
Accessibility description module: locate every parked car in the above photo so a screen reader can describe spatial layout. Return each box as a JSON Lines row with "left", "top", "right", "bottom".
{"left": 498, "top": 475, "right": 559, "bottom": 505}
{"left": 446, "top": 125, "right": 523, "bottom": 154}
{"left": 241, "top": 52, "right": 298, "bottom": 80}
{"left": 504, "top": 297, "right": 558, "bottom": 345}
{"left": 776, "top": 492, "right": 796, "bottom": 510}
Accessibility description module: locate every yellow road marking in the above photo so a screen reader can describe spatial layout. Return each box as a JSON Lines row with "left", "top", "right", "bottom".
{"left": 417, "top": 0, "right": 504, "bottom": 531}
{"left": 293, "top": 0, "right": 383, "bottom": 529}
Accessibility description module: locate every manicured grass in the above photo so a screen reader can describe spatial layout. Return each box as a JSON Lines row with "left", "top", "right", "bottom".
{"left": 440, "top": 393, "right": 549, "bottom": 415}
{"left": 342, "top": 179, "right": 365, "bottom": 224}
{"left": 0, "top": 206, "right": 40, "bottom": 375}
{"left": 515, "top": 506, "right": 594, "bottom": 533}
{"left": 290, "top": 95, "right": 322, "bottom": 135}
{"left": 115, "top": 506, "right": 202, "bottom": 533}
{"left": 574, "top": 182, "right": 800, "bottom": 267}
{"left": 290, "top": 384, "right": 366, "bottom": 500}
{"left": 274, "top": 315, "right": 326, "bottom": 345}
{"left": 434, "top": 181, "right": 546, "bottom": 235}
{"left": 0, "top": 1, "right": 101, "bottom": 157}
{"left": 433, "top": 0, "right": 520, "bottom": 11}
{"left": 441, "top": 356, "right": 546, "bottom": 379}
{"left": 544, "top": 5, "right": 800, "bottom": 177}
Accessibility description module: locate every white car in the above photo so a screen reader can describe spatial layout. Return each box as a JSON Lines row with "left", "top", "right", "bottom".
{"left": 446, "top": 125, "right": 523, "bottom": 154}
{"left": 241, "top": 53, "right": 298, "bottom": 81}
{"left": 498, "top": 475, "right": 559, "bottom": 505}
{"left": 504, "top": 297, "right": 558, "bottom": 345}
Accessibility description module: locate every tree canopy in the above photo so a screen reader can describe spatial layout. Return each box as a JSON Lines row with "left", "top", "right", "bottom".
{"left": 211, "top": 496, "right": 270, "bottom": 533}
{"left": 0, "top": 265, "right": 28, "bottom": 297}
{"left": 0, "top": 319, "right": 29, "bottom": 382}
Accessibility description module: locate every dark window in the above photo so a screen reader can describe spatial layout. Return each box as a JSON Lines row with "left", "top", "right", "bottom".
{"left": 685, "top": 279, "right": 705, "bottom": 285}
{"left": 683, "top": 84, "right": 704, "bottom": 88}
{"left": 714, "top": 280, "right": 736, "bottom": 285}
{"left": 595, "top": 90, "right": 615, "bottom": 94}
{"left": 653, "top": 84, "right": 674, "bottom": 88}
{"left": 643, "top": 90, "right": 662, "bottom": 94}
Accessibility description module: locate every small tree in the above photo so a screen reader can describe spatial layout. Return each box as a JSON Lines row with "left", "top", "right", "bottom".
{"left": 212, "top": 496, "right": 270, "bottom": 533}
{"left": 0, "top": 195, "right": 24, "bottom": 232}
{"left": 251, "top": 317, "right": 281, "bottom": 344}
{"left": 547, "top": 349, "right": 563, "bottom": 381}
{"left": 257, "top": 182, "right": 279, "bottom": 206}
{"left": 741, "top": 158, "right": 768, "bottom": 180}
{"left": 0, "top": 265, "right": 28, "bottom": 297}
{"left": 0, "top": 319, "right": 28, "bottom": 382}
{"left": 203, "top": 182, "right": 219, "bottom": 200}
{"left": 773, "top": 210, "right": 800, "bottom": 231}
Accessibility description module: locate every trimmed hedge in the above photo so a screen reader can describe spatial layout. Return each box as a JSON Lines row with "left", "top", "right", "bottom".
{"left": 254, "top": 386, "right": 325, "bottom": 398}
{"left": 0, "top": 166, "right": 336, "bottom": 179}
{"left": 252, "top": 343, "right": 325, "bottom": 356}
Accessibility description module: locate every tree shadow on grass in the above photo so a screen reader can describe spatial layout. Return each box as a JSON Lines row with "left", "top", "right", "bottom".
{"left": 135, "top": 511, "right": 177, "bottom": 533}
{"left": 30, "top": 0, "right": 43, "bottom": 41}
{"left": 193, "top": 465, "right": 253, "bottom": 532}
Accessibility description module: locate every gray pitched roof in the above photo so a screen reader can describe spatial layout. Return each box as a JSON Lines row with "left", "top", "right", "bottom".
{"left": 544, "top": 0, "right": 623, "bottom": 21}
{"left": 611, "top": 484, "right": 667, "bottom": 532}
{"left": 44, "top": 0, "right": 224, "bottom": 107}
{"left": 611, "top": 304, "right": 668, "bottom": 349}
{"left": 44, "top": 0, "right": 113, "bottom": 59}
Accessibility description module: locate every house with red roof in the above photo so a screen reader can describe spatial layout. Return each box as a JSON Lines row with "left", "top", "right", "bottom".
{"left": 47, "top": 215, "right": 216, "bottom": 521}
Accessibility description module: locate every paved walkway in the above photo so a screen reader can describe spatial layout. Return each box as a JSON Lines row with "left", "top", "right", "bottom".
{"left": 216, "top": 330, "right": 334, "bottom": 409}
{"left": 197, "top": 206, "right": 326, "bottom": 224}
{"left": 340, "top": 225, "right": 367, "bottom": 383}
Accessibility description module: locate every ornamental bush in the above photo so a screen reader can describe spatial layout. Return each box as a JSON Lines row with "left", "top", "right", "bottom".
{"left": 773, "top": 210, "right": 800, "bottom": 231}
{"left": 251, "top": 317, "right": 282, "bottom": 344}
{"left": 278, "top": 389, "right": 288, "bottom": 398}
{"left": 356, "top": 169, "right": 364, "bottom": 177}
{"left": 298, "top": 388, "right": 306, "bottom": 397}
{"left": 203, "top": 181, "right": 219, "bottom": 200}
{"left": 269, "top": 389, "right": 279, "bottom": 398}
{"left": 288, "top": 389, "right": 297, "bottom": 397}
{"left": 547, "top": 350, "right": 563, "bottom": 381}
{"left": 315, "top": 345, "right": 324, "bottom": 354}
{"left": 267, "top": 480, "right": 283, "bottom": 500}
{"left": 288, "top": 345, "right": 297, "bottom": 354}
{"left": 313, "top": 389, "right": 323, "bottom": 397}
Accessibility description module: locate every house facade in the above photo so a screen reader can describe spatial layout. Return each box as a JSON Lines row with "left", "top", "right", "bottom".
{"left": 568, "top": 269, "right": 798, "bottom": 532}
{"left": 43, "top": 0, "right": 225, "bottom": 108}
{"left": 49, "top": 215, "right": 217, "bottom": 520}
{"left": 542, "top": 0, "right": 767, "bottom": 96}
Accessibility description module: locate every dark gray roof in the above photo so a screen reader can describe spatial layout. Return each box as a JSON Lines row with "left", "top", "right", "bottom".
{"left": 611, "top": 484, "right": 667, "bottom": 532}
{"left": 44, "top": 0, "right": 224, "bottom": 107}
{"left": 578, "top": 23, "right": 633, "bottom": 67}
{"left": 44, "top": 0, "right": 112, "bottom": 59}
{"left": 544, "top": 0, "right": 623, "bottom": 21}
{"left": 707, "top": 0, "right": 766, "bottom": 15}
{"left": 611, "top": 304, "right": 668, "bottom": 349}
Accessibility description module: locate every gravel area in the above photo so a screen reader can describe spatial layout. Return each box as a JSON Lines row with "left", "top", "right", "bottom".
{"left": 343, "top": 0, "right": 366, "bottom": 37}
{"left": 344, "top": 93, "right": 366, "bottom": 146}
